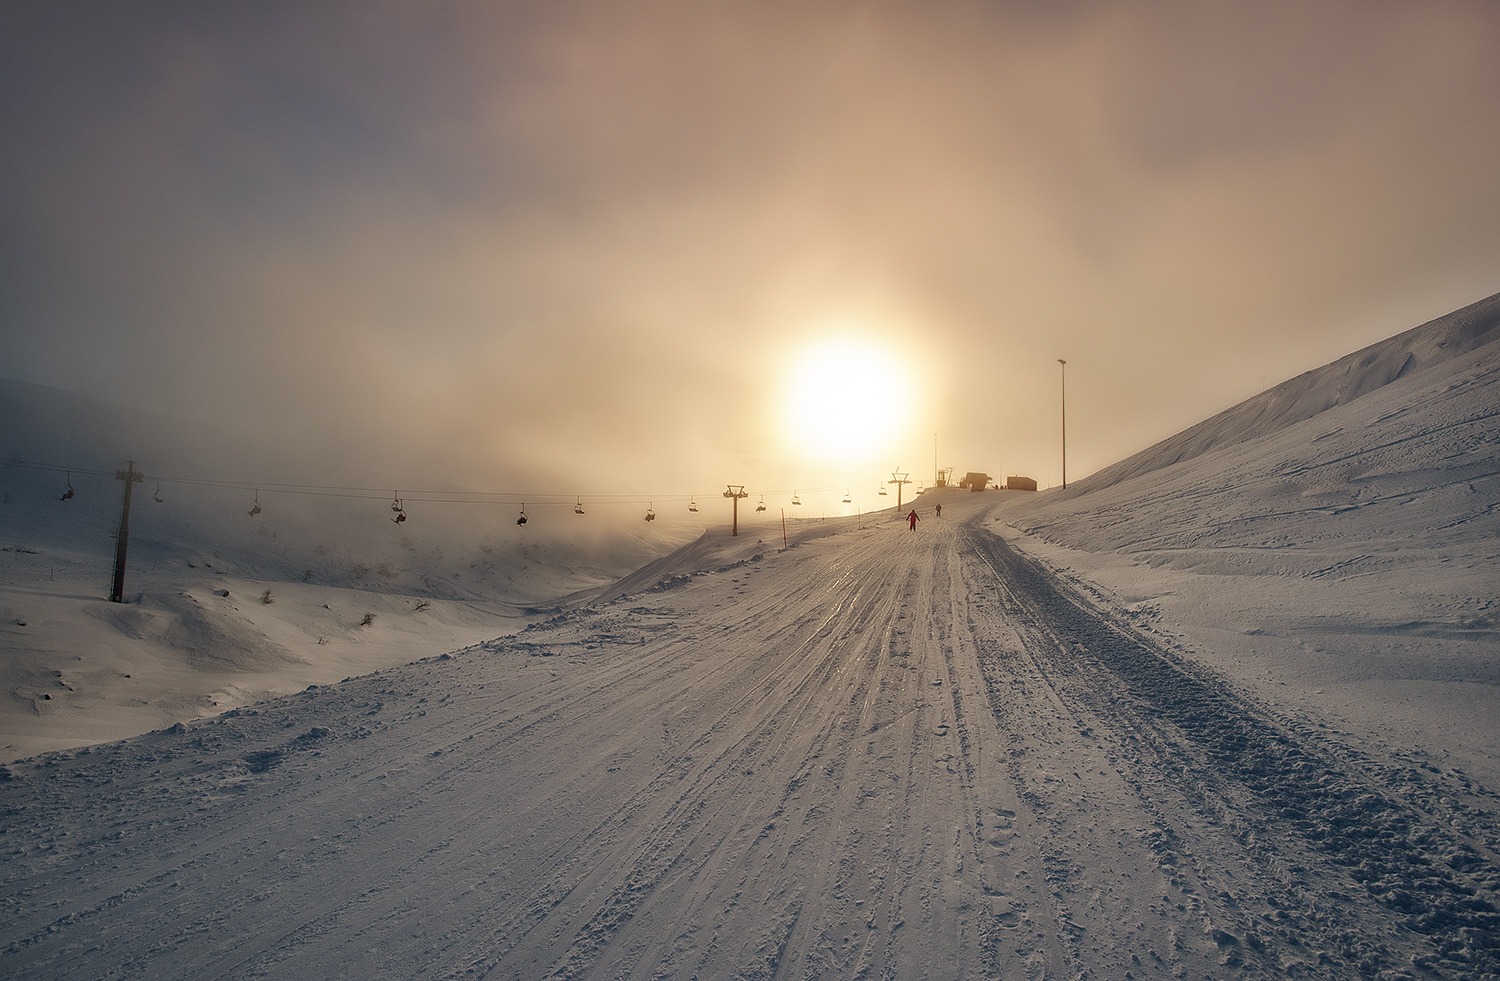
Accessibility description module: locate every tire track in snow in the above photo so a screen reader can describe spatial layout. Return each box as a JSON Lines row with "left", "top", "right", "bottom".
{"left": 960, "top": 514, "right": 1500, "bottom": 979}
{"left": 5, "top": 500, "right": 1496, "bottom": 979}
{"left": 466, "top": 538, "right": 921, "bottom": 978}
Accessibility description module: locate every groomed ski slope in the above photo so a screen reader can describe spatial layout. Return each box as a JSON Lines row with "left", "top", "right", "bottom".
{"left": 2, "top": 494, "right": 1495, "bottom": 980}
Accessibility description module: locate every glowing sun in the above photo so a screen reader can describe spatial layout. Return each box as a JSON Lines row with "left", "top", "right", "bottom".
{"left": 780, "top": 337, "right": 911, "bottom": 462}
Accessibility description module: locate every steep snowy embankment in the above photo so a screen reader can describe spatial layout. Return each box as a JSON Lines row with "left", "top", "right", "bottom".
{"left": 1076, "top": 290, "right": 1500, "bottom": 492}
{"left": 998, "top": 297, "right": 1500, "bottom": 787}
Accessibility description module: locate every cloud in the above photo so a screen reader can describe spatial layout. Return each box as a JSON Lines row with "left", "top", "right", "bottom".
{"left": 2, "top": 0, "right": 1497, "bottom": 495}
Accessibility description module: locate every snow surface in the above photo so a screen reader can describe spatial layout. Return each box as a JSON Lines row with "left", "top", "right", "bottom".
{"left": 1, "top": 295, "right": 1499, "bottom": 979}
{"left": 0, "top": 378, "right": 707, "bottom": 761}
{"left": 998, "top": 291, "right": 1500, "bottom": 792}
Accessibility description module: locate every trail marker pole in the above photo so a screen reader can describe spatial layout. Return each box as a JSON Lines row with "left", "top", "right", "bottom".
{"left": 111, "top": 461, "right": 144, "bottom": 602}
{"left": 724, "top": 484, "right": 748, "bottom": 536}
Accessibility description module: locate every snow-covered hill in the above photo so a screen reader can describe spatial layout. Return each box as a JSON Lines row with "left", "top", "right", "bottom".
{"left": 0, "top": 380, "right": 703, "bottom": 760}
{"left": 998, "top": 291, "right": 1500, "bottom": 787}
{"left": 1076, "top": 289, "right": 1500, "bottom": 492}
{"left": 1, "top": 295, "right": 1498, "bottom": 979}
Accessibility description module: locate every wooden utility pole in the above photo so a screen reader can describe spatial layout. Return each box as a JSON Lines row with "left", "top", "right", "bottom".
{"left": 888, "top": 470, "right": 910, "bottom": 512}
{"left": 724, "top": 484, "right": 748, "bottom": 536}
{"left": 111, "top": 461, "right": 144, "bottom": 602}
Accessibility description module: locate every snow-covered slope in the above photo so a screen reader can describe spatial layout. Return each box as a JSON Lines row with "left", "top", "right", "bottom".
{"left": 1077, "top": 289, "right": 1500, "bottom": 492}
{"left": 1, "top": 298, "right": 1498, "bottom": 979}
{"left": 997, "top": 293, "right": 1500, "bottom": 785}
{"left": 0, "top": 380, "right": 701, "bottom": 760}
{"left": 2, "top": 490, "right": 1496, "bottom": 980}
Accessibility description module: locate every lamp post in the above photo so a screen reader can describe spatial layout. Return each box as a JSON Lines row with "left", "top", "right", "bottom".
{"left": 1057, "top": 359, "right": 1067, "bottom": 490}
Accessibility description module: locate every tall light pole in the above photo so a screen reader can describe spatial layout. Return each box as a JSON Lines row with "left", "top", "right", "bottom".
{"left": 1057, "top": 359, "right": 1067, "bottom": 490}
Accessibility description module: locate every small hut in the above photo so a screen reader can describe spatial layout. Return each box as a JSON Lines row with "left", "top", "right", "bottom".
{"left": 1004, "top": 475, "right": 1038, "bottom": 492}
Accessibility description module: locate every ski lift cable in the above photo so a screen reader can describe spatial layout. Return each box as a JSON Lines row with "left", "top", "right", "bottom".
{"left": 3, "top": 455, "right": 911, "bottom": 516}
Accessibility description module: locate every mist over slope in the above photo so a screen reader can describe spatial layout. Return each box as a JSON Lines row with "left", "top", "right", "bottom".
{"left": 4, "top": 288, "right": 1497, "bottom": 772}
{"left": 0, "top": 380, "right": 703, "bottom": 760}
{"left": 0, "top": 375, "right": 703, "bottom": 599}
{"left": 3, "top": 321, "right": 1498, "bottom": 977}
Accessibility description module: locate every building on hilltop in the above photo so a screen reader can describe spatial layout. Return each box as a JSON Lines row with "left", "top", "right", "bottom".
{"left": 1004, "top": 475, "right": 1038, "bottom": 492}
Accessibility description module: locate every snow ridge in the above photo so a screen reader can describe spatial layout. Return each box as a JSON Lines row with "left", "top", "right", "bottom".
{"left": 1078, "top": 290, "right": 1500, "bottom": 492}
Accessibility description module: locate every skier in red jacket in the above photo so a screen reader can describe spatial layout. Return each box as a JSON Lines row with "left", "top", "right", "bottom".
{"left": 907, "top": 509, "right": 919, "bottom": 531}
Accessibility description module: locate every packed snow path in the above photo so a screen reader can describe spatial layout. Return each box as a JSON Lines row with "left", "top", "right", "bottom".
{"left": 2, "top": 498, "right": 1497, "bottom": 980}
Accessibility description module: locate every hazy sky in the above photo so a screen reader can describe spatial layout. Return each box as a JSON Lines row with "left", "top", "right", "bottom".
{"left": 3, "top": 0, "right": 1497, "bottom": 504}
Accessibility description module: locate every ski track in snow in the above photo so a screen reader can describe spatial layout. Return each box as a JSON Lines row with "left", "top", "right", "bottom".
{"left": 2, "top": 500, "right": 1498, "bottom": 980}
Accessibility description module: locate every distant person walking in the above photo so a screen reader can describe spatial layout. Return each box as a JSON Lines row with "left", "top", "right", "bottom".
{"left": 907, "top": 509, "right": 919, "bottom": 531}
{"left": 934, "top": 503, "right": 942, "bottom": 518}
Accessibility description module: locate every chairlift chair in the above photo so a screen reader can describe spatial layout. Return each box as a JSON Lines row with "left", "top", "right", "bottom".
{"left": 878, "top": 484, "right": 888, "bottom": 496}
{"left": 516, "top": 503, "right": 528, "bottom": 526}
{"left": 574, "top": 496, "right": 585, "bottom": 515}
{"left": 153, "top": 480, "right": 164, "bottom": 503}
{"left": 248, "top": 490, "right": 262, "bottom": 517}
{"left": 792, "top": 491, "right": 801, "bottom": 506}
{"left": 688, "top": 497, "right": 699, "bottom": 513}
{"left": 755, "top": 495, "right": 766, "bottom": 512}
{"left": 60, "top": 473, "right": 74, "bottom": 501}
{"left": 842, "top": 489, "right": 852, "bottom": 504}
{"left": 645, "top": 502, "right": 656, "bottom": 522}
